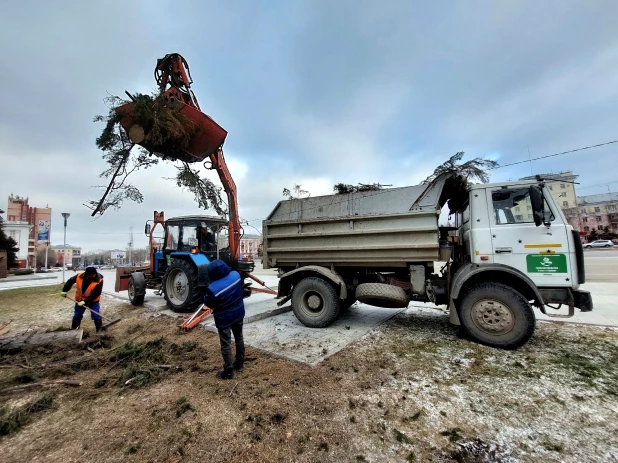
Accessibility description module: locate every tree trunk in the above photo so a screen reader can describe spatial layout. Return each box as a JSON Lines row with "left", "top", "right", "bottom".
{"left": 0, "top": 329, "right": 83, "bottom": 353}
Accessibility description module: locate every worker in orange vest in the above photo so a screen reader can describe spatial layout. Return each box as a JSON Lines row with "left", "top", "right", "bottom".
{"left": 60, "top": 266, "right": 105, "bottom": 332}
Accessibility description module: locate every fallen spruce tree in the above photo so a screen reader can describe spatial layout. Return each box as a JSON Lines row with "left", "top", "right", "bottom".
{"left": 86, "top": 93, "right": 225, "bottom": 217}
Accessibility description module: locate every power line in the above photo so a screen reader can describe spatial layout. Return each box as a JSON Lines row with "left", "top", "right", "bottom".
{"left": 577, "top": 180, "right": 618, "bottom": 191}
{"left": 489, "top": 140, "right": 618, "bottom": 170}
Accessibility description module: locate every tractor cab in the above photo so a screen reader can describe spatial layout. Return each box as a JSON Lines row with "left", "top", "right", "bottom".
{"left": 146, "top": 215, "right": 231, "bottom": 281}
{"left": 162, "top": 215, "right": 229, "bottom": 260}
{"left": 117, "top": 211, "right": 258, "bottom": 314}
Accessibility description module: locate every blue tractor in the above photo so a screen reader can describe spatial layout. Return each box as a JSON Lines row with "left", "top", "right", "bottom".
{"left": 116, "top": 211, "right": 254, "bottom": 312}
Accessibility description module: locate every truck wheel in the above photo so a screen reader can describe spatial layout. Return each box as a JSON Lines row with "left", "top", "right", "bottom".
{"left": 292, "top": 277, "right": 340, "bottom": 328}
{"left": 458, "top": 282, "right": 535, "bottom": 349}
{"left": 128, "top": 272, "right": 146, "bottom": 306}
{"left": 355, "top": 283, "right": 409, "bottom": 308}
{"left": 163, "top": 259, "right": 202, "bottom": 313}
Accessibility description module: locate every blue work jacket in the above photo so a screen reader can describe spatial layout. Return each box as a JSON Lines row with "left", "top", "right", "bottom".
{"left": 204, "top": 260, "right": 245, "bottom": 329}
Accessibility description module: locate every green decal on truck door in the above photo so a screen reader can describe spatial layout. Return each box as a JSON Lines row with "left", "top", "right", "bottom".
{"left": 526, "top": 254, "right": 567, "bottom": 273}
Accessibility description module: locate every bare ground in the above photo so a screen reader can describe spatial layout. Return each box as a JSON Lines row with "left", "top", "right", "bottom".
{"left": 0, "top": 287, "right": 617, "bottom": 462}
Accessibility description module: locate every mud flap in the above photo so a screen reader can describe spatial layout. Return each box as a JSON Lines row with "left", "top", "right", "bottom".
{"left": 449, "top": 300, "right": 461, "bottom": 325}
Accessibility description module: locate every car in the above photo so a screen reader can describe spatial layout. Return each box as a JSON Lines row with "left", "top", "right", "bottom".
{"left": 584, "top": 239, "right": 615, "bottom": 249}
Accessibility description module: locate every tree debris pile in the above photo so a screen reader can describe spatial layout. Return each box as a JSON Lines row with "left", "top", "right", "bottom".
{"left": 87, "top": 94, "right": 224, "bottom": 217}
{"left": 333, "top": 183, "right": 391, "bottom": 194}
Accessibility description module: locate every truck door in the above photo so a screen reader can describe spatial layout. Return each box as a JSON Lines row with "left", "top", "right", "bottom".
{"left": 487, "top": 186, "right": 572, "bottom": 287}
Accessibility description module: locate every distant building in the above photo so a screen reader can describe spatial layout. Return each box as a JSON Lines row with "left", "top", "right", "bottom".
{"left": 5, "top": 195, "right": 52, "bottom": 268}
{"left": 51, "top": 244, "right": 82, "bottom": 268}
{"left": 520, "top": 171, "right": 580, "bottom": 230}
{"left": 218, "top": 234, "right": 262, "bottom": 259}
{"left": 577, "top": 192, "right": 618, "bottom": 238}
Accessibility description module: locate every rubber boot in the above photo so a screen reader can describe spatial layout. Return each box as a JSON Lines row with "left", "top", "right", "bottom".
{"left": 71, "top": 319, "right": 81, "bottom": 330}
{"left": 94, "top": 319, "right": 103, "bottom": 333}
{"left": 216, "top": 367, "right": 235, "bottom": 380}
{"left": 233, "top": 358, "right": 245, "bottom": 372}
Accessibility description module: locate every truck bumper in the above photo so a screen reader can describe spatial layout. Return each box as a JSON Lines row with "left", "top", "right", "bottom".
{"left": 572, "top": 290, "right": 593, "bottom": 312}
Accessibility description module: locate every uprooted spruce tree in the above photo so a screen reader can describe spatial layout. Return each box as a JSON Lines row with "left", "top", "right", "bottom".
{"left": 422, "top": 151, "right": 498, "bottom": 212}
{"left": 86, "top": 93, "right": 225, "bottom": 217}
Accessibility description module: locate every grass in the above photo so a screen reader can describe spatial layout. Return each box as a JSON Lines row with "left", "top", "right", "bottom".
{"left": 175, "top": 397, "right": 193, "bottom": 418}
{"left": 0, "top": 394, "right": 54, "bottom": 436}
{"left": 0, "top": 293, "right": 617, "bottom": 462}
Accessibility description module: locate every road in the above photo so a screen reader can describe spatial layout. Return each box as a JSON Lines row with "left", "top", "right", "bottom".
{"left": 584, "top": 248, "right": 618, "bottom": 282}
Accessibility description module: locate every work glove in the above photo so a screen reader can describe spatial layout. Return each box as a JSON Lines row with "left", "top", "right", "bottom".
{"left": 77, "top": 301, "right": 86, "bottom": 307}
{"left": 60, "top": 292, "right": 67, "bottom": 298}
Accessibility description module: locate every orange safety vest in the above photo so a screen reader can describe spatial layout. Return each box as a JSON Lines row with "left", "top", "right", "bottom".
{"left": 75, "top": 273, "right": 103, "bottom": 303}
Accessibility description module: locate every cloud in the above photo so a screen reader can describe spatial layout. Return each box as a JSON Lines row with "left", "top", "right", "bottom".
{"left": 2, "top": 1, "right": 618, "bottom": 253}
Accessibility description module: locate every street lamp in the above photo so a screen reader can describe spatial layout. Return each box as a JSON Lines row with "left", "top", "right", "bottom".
{"left": 62, "top": 213, "right": 70, "bottom": 283}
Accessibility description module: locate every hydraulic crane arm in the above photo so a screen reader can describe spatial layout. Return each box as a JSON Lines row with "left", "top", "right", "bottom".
{"left": 152, "top": 54, "right": 242, "bottom": 262}
{"left": 155, "top": 53, "right": 201, "bottom": 110}
{"left": 208, "top": 148, "right": 241, "bottom": 262}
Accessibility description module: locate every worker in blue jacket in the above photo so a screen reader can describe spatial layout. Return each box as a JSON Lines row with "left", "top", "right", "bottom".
{"left": 204, "top": 260, "right": 245, "bottom": 380}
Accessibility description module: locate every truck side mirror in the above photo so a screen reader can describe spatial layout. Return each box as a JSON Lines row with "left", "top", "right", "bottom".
{"left": 529, "top": 185, "right": 544, "bottom": 227}
{"left": 145, "top": 223, "right": 151, "bottom": 235}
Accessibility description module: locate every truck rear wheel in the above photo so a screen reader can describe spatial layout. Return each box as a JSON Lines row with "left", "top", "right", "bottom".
{"left": 128, "top": 272, "right": 146, "bottom": 306}
{"left": 355, "top": 283, "right": 409, "bottom": 308}
{"left": 458, "top": 282, "right": 535, "bottom": 349}
{"left": 163, "top": 259, "right": 202, "bottom": 313}
{"left": 292, "top": 277, "right": 340, "bottom": 328}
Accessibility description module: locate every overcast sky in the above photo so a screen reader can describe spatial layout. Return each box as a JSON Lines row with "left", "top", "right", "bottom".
{"left": 1, "top": 0, "right": 617, "bottom": 252}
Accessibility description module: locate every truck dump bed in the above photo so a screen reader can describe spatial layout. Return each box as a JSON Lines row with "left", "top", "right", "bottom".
{"left": 262, "top": 175, "right": 456, "bottom": 269}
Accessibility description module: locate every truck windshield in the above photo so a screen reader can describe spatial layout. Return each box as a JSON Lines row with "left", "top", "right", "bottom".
{"left": 492, "top": 188, "right": 554, "bottom": 225}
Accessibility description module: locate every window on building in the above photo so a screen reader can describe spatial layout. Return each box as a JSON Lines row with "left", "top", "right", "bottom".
{"left": 583, "top": 217, "right": 588, "bottom": 222}
{"left": 584, "top": 226, "right": 589, "bottom": 232}
{"left": 526, "top": 206, "right": 531, "bottom": 211}
{"left": 598, "top": 225, "right": 604, "bottom": 230}
{"left": 581, "top": 208, "right": 586, "bottom": 214}
{"left": 515, "top": 207, "right": 520, "bottom": 212}
{"left": 563, "top": 201, "right": 568, "bottom": 207}
{"left": 596, "top": 216, "right": 602, "bottom": 221}
{"left": 515, "top": 215, "right": 523, "bottom": 221}
{"left": 595, "top": 207, "right": 600, "bottom": 212}
{"left": 560, "top": 184, "right": 565, "bottom": 189}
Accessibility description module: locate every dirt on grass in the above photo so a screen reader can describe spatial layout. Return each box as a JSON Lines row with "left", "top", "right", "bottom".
{"left": 0, "top": 288, "right": 617, "bottom": 462}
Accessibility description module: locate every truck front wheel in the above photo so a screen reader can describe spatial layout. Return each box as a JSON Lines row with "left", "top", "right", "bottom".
{"left": 292, "top": 277, "right": 340, "bottom": 328}
{"left": 458, "top": 282, "right": 535, "bottom": 349}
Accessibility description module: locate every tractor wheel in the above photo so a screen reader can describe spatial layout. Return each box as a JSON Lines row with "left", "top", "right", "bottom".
{"left": 292, "top": 277, "right": 340, "bottom": 328}
{"left": 458, "top": 282, "right": 535, "bottom": 349}
{"left": 163, "top": 259, "right": 202, "bottom": 313}
{"left": 128, "top": 272, "right": 146, "bottom": 306}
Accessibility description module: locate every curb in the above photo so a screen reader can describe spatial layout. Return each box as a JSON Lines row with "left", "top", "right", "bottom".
{"left": 0, "top": 275, "right": 59, "bottom": 283}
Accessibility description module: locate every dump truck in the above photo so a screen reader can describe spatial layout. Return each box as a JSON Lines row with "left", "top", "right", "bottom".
{"left": 262, "top": 174, "right": 592, "bottom": 348}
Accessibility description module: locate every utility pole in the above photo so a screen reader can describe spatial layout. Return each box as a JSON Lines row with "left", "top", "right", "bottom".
{"left": 61, "top": 213, "right": 70, "bottom": 283}
{"left": 128, "top": 227, "right": 133, "bottom": 267}
{"left": 45, "top": 240, "right": 49, "bottom": 270}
